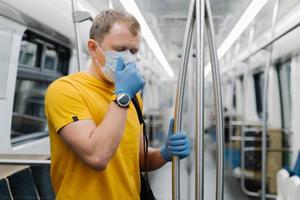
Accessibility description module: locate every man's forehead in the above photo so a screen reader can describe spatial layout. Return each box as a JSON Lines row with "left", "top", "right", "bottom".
{"left": 105, "top": 23, "right": 140, "bottom": 46}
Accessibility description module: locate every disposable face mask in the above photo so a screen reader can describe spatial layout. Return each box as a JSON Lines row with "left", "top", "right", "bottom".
{"left": 95, "top": 49, "right": 137, "bottom": 82}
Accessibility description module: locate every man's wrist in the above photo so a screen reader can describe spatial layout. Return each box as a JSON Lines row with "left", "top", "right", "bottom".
{"left": 111, "top": 94, "right": 130, "bottom": 108}
{"left": 160, "top": 147, "right": 171, "bottom": 162}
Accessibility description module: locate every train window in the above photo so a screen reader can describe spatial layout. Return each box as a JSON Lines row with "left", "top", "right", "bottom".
{"left": 11, "top": 30, "right": 70, "bottom": 145}
{"left": 11, "top": 79, "right": 48, "bottom": 141}
{"left": 253, "top": 72, "right": 264, "bottom": 118}
{"left": 43, "top": 45, "right": 58, "bottom": 71}
{"left": 239, "top": 75, "right": 244, "bottom": 83}
{"left": 18, "top": 40, "right": 38, "bottom": 68}
{"left": 277, "top": 62, "right": 292, "bottom": 129}
{"left": 232, "top": 84, "right": 236, "bottom": 109}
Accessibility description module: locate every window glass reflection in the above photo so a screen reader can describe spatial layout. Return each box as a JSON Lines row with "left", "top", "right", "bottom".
{"left": 18, "top": 40, "right": 38, "bottom": 68}
{"left": 11, "top": 30, "right": 70, "bottom": 144}
{"left": 11, "top": 79, "right": 49, "bottom": 139}
{"left": 44, "top": 46, "right": 58, "bottom": 70}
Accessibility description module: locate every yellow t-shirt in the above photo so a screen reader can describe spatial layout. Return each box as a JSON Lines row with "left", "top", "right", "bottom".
{"left": 45, "top": 72, "right": 142, "bottom": 200}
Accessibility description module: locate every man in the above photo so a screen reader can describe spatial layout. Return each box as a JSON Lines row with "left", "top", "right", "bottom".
{"left": 45, "top": 9, "right": 191, "bottom": 200}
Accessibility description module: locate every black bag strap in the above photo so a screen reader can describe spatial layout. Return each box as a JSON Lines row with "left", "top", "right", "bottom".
{"left": 132, "top": 95, "right": 156, "bottom": 200}
{"left": 131, "top": 96, "right": 150, "bottom": 183}
{"left": 131, "top": 95, "right": 148, "bottom": 172}
{"left": 132, "top": 95, "right": 144, "bottom": 125}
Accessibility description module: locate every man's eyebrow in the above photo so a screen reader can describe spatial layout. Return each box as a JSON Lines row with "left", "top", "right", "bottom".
{"left": 131, "top": 48, "right": 139, "bottom": 52}
{"left": 113, "top": 44, "right": 126, "bottom": 49}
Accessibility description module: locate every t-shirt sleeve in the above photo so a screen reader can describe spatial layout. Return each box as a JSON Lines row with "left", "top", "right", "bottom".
{"left": 45, "top": 79, "right": 92, "bottom": 133}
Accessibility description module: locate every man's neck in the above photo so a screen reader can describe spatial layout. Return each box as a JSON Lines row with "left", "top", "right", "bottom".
{"left": 87, "top": 62, "right": 114, "bottom": 87}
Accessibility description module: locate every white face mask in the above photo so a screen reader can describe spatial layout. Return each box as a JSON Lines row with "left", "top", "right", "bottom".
{"left": 95, "top": 50, "right": 137, "bottom": 83}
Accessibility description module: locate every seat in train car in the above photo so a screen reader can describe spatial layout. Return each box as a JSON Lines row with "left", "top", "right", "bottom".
{"left": 0, "top": 178, "right": 13, "bottom": 200}
{"left": 286, "top": 176, "right": 300, "bottom": 200}
{"left": 290, "top": 178, "right": 300, "bottom": 200}
{"left": 30, "top": 165, "right": 55, "bottom": 200}
{"left": 7, "top": 168, "right": 39, "bottom": 200}
{"left": 276, "top": 169, "right": 289, "bottom": 200}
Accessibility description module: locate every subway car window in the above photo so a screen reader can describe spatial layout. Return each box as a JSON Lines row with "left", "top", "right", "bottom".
{"left": 253, "top": 71, "right": 264, "bottom": 118}
{"left": 43, "top": 45, "right": 58, "bottom": 71}
{"left": 232, "top": 84, "right": 236, "bottom": 110}
{"left": 18, "top": 40, "right": 38, "bottom": 68}
{"left": 11, "top": 30, "right": 70, "bottom": 145}
{"left": 277, "top": 62, "right": 292, "bottom": 129}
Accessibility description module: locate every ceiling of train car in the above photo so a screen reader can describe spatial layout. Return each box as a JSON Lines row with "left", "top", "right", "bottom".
{"left": 110, "top": 0, "right": 253, "bottom": 75}
{"left": 87, "top": 0, "right": 256, "bottom": 76}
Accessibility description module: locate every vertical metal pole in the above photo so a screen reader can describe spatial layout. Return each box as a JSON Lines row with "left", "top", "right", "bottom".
{"left": 204, "top": 0, "right": 224, "bottom": 199}
{"left": 261, "top": 1, "right": 279, "bottom": 199}
{"left": 240, "top": 23, "right": 256, "bottom": 197}
{"left": 173, "top": 0, "right": 195, "bottom": 199}
{"left": 71, "top": 0, "right": 82, "bottom": 71}
{"left": 195, "top": 0, "right": 205, "bottom": 199}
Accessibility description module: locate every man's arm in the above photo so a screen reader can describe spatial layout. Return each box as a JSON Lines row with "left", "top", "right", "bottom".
{"left": 55, "top": 58, "right": 144, "bottom": 171}
{"left": 139, "top": 119, "right": 191, "bottom": 171}
{"left": 139, "top": 133, "right": 167, "bottom": 171}
{"left": 60, "top": 102, "right": 127, "bottom": 171}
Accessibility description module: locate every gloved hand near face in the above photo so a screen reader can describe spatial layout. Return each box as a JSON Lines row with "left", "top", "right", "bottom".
{"left": 114, "top": 57, "right": 145, "bottom": 99}
{"left": 94, "top": 46, "right": 144, "bottom": 99}
{"left": 160, "top": 119, "right": 191, "bottom": 161}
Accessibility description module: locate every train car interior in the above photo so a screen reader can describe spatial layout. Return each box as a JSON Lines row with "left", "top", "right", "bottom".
{"left": 1, "top": 0, "right": 300, "bottom": 199}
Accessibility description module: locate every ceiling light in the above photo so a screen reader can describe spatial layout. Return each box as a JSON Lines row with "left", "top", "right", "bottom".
{"left": 205, "top": 0, "right": 268, "bottom": 77}
{"left": 119, "top": 0, "right": 175, "bottom": 78}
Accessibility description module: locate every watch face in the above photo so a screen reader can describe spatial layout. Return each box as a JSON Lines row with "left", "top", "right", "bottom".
{"left": 117, "top": 94, "right": 130, "bottom": 107}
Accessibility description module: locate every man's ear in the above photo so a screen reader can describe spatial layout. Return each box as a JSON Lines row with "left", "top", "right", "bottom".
{"left": 87, "top": 39, "right": 97, "bottom": 57}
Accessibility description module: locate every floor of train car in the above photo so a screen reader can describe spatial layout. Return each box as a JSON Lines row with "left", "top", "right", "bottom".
{"left": 149, "top": 135, "right": 255, "bottom": 200}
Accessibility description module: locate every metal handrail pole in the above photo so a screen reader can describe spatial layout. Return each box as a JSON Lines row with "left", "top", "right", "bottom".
{"left": 204, "top": 0, "right": 225, "bottom": 199}
{"left": 173, "top": 0, "right": 195, "bottom": 199}
{"left": 195, "top": 0, "right": 205, "bottom": 199}
{"left": 242, "top": 22, "right": 300, "bottom": 63}
{"left": 239, "top": 67, "right": 275, "bottom": 200}
{"left": 222, "top": 22, "right": 300, "bottom": 75}
{"left": 261, "top": 1, "right": 279, "bottom": 199}
{"left": 240, "top": 21, "right": 255, "bottom": 197}
{"left": 71, "top": 0, "right": 82, "bottom": 71}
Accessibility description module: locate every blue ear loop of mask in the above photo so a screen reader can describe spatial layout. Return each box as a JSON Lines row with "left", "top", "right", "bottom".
{"left": 94, "top": 43, "right": 138, "bottom": 82}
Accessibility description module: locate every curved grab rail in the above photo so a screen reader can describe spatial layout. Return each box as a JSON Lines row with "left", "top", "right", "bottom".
{"left": 204, "top": 0, "right": 225, "bottom": 199}
{"left": 195, "top": 0, "right": 205, "bottom": 199}
{"left": 172, "top": 0, "right": 195, "bottom": 199}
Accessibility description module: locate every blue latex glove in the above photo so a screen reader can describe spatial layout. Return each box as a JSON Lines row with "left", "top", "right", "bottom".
{"left": 114, "top": 58, "right": 145, "bottom": 99}
{"left": 160, "top": 119, "right": 191, "bottom": 162}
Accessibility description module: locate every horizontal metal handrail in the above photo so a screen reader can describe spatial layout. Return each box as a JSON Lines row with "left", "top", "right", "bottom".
{"left": 222, "top": 21, "right": 300, "bottom": 75}
{"left": 0, "top": 159, "right": 50, "bottom": 166}
{"left": 243, "top": 147, "right": 291, "bottom": 152}
{"left": 242, "top": 22, "right": 300, "bottom": 62}
{"left": 230, "top": 136, "right": 262, "bottom": 141}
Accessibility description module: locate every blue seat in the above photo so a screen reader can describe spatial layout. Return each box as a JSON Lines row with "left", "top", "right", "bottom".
{"left": 0, "top": 178, "right": 12, "bottom": 200}
{"left": 31, "top": 165, "right": 55, "bottom": 200}
{"left": 293, "top": 150, "right": 300, "bottom": 177}
{"left": 7, "top": 168, "right": 39, "bottom": 200}
{"left": 225, "top": 147, "right": 241, "bottom": 169}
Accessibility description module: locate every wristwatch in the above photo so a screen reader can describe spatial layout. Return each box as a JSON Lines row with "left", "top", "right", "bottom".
{"left": 114, "top": 93, "right": 130, "bottom": 108}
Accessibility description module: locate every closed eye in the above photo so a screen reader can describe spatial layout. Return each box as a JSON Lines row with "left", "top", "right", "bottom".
{"left": 130, "top": 49, "right": 138, "bottom": 54}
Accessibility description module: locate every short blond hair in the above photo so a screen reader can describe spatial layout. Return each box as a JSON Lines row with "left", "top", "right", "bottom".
{"left": 89, "top": 9, "right": 141, "bottom": 43}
